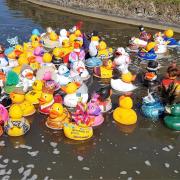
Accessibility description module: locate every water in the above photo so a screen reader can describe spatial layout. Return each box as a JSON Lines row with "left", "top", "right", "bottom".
{"left": 0, "top": 0, "right": 180, "bottom": 179}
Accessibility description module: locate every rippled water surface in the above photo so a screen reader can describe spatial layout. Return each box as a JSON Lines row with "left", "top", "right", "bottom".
{"left": 0, "top": 0, "right": 180, "bottom": 179}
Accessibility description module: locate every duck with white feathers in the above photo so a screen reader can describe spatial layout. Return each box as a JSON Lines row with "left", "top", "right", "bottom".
{"left": 114, "top": 47, "right": 131, "bottom": 71}
{"left": 111, "top": 64, "right": 136, "bottom": 92}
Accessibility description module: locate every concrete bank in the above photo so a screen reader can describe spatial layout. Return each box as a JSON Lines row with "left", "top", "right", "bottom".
{"left": 27, "top": 0, "right": 180, "bottom": 33}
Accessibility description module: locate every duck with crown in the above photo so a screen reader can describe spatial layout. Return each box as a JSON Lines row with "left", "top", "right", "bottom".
{"left": 138, "top": 42, "right": 157, "bottom": 61}
{"left": 163, "top": 29, "right": 178, "bottom": 48}
{"left": 39, "top": 86, "right": 62, "bottom": 115}
{"left": 46, "top": 103, "right": 70, "bottom": 130}
{"left": 4, "top": 104, "right": 30, "bottom": 136}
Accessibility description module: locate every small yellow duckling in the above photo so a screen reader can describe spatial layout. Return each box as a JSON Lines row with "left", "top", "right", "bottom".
{"left": 94, "top": 59, "right": 114, "bottom": 78}
{"left": 14, "top": 44, "right": 24, "bottom": 56}
{"left": 19, "top": 100, "right": 36, "bottom": 116}
{"left": 25, "top": 80, "right": 44, "bottom": 104}
{"left": 97, "top": 41, "right": 113, "bottom": 59}
{"left": 53, "top": 47, "right": 61, "bottom": 60}
{"left": 113, "top": 96, "right": 137, "bottom": 125}
{"left": 61, "top": 82, "right": 81, "bottom": 94}
{"left": 4, "top": 104, "right": 30, "bottom": 137}
{"left": 46, "top": 103, "right": 70, "bottom": 130}
{"left": 10, "top": 89, "right": 25, "bottom": 104}
{"left": 49, "top": 31, "right": 58, "bottom": 41}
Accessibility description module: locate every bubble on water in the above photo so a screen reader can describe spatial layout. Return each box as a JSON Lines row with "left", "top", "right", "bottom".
{"left": 19, "top": 144, "right": 32, "bottom": 150}
{"left": 0, "top": 169, "right": 6, "bottom": 176}
{"left": 69, "top": 175, "right": 73, "bottom": 179}
{"left": 0, "top": 141, "right": 5, "bottom": 146}
{"left": 50, "top": 142, "right": 58, "bottom": 148}
{"left": 47, "top": 167, "right": 52, "bottom": 171}
{"left": 129, "top": 148, "right": 132, "bottom": 151}
{"left": 99, "top": 176, "right": 103, "bottom": 179}
{"left": 174, "top": 170, "right": 179, "bottom": 174}
{"left": 26, "top": 164, "right": 35, "bottom": 169}
{"left": 0, "top": 164, "right": 7, "bottom": 168}
{"left": 41, "top": 140, "right": 45, "bottom": 143}
{"left": 135, "top": 170, "right": 140, "bottom": 174}
{"left": 145, "top": 160, "right": 151, "bottom": 166}
{"left": 53, "top": 149, "right": 60, "bottom": 155}
{"left": 27, "top": 151, "right": 39, "bottom": 157}
{"left": 132, "top": 147, "right": 137, "bottom": 150}
{"left": 82, "top": 167, "right": 90, "bottom": 171}
{"left": 164, "top": 163, "right": 170, "bottom": 168}
{"left": 120, "top": 171, "right": 127, "bottom": 175}
{"left": 12, "top": 160, "right": 19, "bottom": 163}
{"left": 77, "top": 156, "right": 84, "bottom": 161}
{"left": 18, "top": 166, "right": 24, "bottom": 174}
{"left": 162, "top": 147, "right": 170, "bottom": 152}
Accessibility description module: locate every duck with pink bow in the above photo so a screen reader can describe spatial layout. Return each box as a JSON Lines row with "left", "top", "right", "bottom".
{"left": 72, "top": 101, "right": 104, "bottom": 127}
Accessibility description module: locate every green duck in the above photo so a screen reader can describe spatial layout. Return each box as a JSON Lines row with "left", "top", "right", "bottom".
{"left": 164, "top": 104, "right": 180, "bottom": 131}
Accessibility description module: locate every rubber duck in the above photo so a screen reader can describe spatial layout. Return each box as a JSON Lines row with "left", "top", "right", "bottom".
{"left": 111, "top": 65, "right": 136, "bottom": 92}
{"left": 70, "top": 60, "right": 90, "bottom": 81}
{"left": 19, "top": 100, "right": 36, "bottom": 116}
{"left": 39, "top": 87, "right": 62, "bottom": 115}
{"left": 89, "top": 36, "right": 99, "bottom": 57}
{"left": 25, "top": 80, "right": 44, "bottom": 104}
{"left": 113, "top": 96, "right": 137, "bottom": 125}
{"left": 164, "top": 103, "right": 180, "bottom": 131}
{"left": 63, "top": 122, "right": 93, "bottom": 141}
{"left": 57, "top": 64, "right": 72, "bottom": 86}
{"left": 46, "top": 103, "right": 70, "bottom": 130}
{"left": 138, "top": 25, "right": 151, "bottom": 42}
{"left": 97, "top": 41, "right": 113, "bottom": 59}
{"left": 164, "top": 29, "right": 178, "bottom": 47}
{"left": 18, "top": 65, "right": 35, "bottom": 92}
{"left": 10, "top": 88, "right": 25, "bottom": 104}
{"left": 94, "top": 59, "right": 114, "bottom": 78}
{"left": 6, "top": 49, "right": 18, "bottom": 68}
{"left": 114, "top": 47, "right": 131, "bottom": 71}
{"left": 4, "top": 104, "right": 30, "bottom": 137}
{"left": 59, "top": 29, "right": 69, "bottom": 46}
{"left": 141, "top": 91, "right": 164, "bottom": 120}
{"left": 62, "top": 82, "right": 89, "bottom": 108}
{"left": 138, "top": 42, "right": 157, "bottom": 61}
{"left": 33, "top": 46, "right": 44, "bottom": 63}
{"left": 41, "top": 52, "right": 54, "bottom": 67}
{"left": 30, "top": 34, "right": 40, "bottom": 43}
{"left": 154, "top": 33, "right": 168, "bottom": 54}
{"left": 49, "top": 31, "right": 58, "bottom": 41}
{"left": 0, "top": 104, "right": 9, "bottom": 136}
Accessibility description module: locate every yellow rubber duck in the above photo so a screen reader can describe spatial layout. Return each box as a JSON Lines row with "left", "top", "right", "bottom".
{"left": 31, "top": 41, "right": 41, "bottom": 49}
{"left": 23, "top": 42, "right": 34, "bottom": 52}
{"left": 121, "top": 72, "right": 136, "bottom": 83}
{"left": 94, "top": 59, "right": 114, "bottom": 78}
{"left": 53, "top": 47, "right": 61, "bottom": 60}
{"left": 58, "top": 39, "right": 73, "bottom": 58}
{"left": 10, "top": 89, "right": 25, "bottom": 104}
{"left": 63, "top": 122, "right": 93, "bottom": 140}
{"left": 61, "top": 82, "right": 81, "bottom": 94}
{"left": 49, "top": 31, "right": 58, "bottom": 41}
{"left": 164, "top": 29, "right": 174, "bottom": 38}
{"left": 43, "top": 53, "right": 52, "bottom": 63}
{"left": 97, "top": 41, "right": 113, "bottom": 58}
{"left": 19, "top": 100, "right": 36, "bottom": 116}
{"left": 25, "top": 80, "right": 44, "bottom": 104}
{"left": 4, "top": 104, "right": 30, "bottom": 137}
{"left": 113, "top": 96, "right": 137, "bottom": 125}
{"left": 46, "top": 103, "right": 70, "bottom": 130}
{"left": 69, "top": 34, "right": 76, "bottom": 46}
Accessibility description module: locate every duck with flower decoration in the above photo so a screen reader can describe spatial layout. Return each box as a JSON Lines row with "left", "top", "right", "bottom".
{"left": 163, "top": 29, "right": 178, "bottom": 48}
{"left": 138, "top": 42, "right": 157, "bottom": 61}
{"left": 39, "top": 86, "right": 62, "bottom": 115}
{"left": 141, "top": 91, "right": 164, "bottom": 120}
{"left": 111, "top": 64, "right": 136, "bottom": 92}
{"left": 113, "top": 96, "right": 137, "bottom": 125}
{"left": 164, "top": 103, "right": 180, "bottom": 131}
{"left": 72, "top": 101, "right": 104, "bottom": 127}
{"left": 4, "top": 104, "right": 30, "bottom": 136}
{"left": 93, "top": 59, "right": 114, "bottom": 79}
{"left": 0, "top": 104, "right": 9, "bottom": 137}
{"left": 97, "top": 41, "right": 113, "bottom": 60}
{"left": 62, "top": 82, "right": 88, "bottom": 108}
{"left": 46, "top": 103, "right": 70, "bottom": 130}
{"left": 25, "top": 80, "right": 44, "bottom": 104}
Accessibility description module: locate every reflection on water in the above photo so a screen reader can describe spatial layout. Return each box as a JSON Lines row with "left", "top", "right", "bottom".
{"left": 0, "top": 0, "right": 180, "bottom": 179}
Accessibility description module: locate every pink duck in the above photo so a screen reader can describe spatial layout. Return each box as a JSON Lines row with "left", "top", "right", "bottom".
{"left": 0, "top": 104, "right": 9, "bottom": 136}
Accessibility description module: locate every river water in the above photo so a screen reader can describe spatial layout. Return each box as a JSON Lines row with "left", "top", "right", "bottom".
{"left": 0, "top": 0, "right": 180, "bottom": 179}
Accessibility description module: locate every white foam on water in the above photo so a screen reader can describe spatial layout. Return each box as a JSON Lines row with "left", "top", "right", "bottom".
{"left": 77, "top": 156, "right": 84, "bottom": 161}
{"left": 53, "top": 149, "right": 60, "bottom": 155}
{"left": 164, "top": 163, "right": 170, "bottom": 168}
{"left": 0, "top": 141, "right": 5, "bottom": 146}
{"left": 3, "top": 159, "right": 9, "bottom": 164}
{"left": 19, "top": 144, "right": 32, "bottom": 150}
{"left": 27, "top": 151, "right": 39, "bottom": 157}
{"left": 135, "top": 170, "right": 141, "bottom": 174}
{"left": 26, "top": 164, "right": 35, "bottom": 169}
{"left": 0, "top": 164, "right": 7, "bottom": 168}
{"left": 174, "top": 170, "right": 179, "bottom": 174}
{"left": 5, "top": 169, "right": 12, "bottom": 175}
{"left": 1, "top": 175, "right": 10, "bottom": 180}
{"left": 69, "top": 175, "right": 73, "bottom": 179}
{"left": 82, "top": 167, "right": 90, "bottom": 171}
{"left": 162, "top": 147, "right": 170, "bottom": 152}
{"left": 120, "top": 171, "right": 127, "bottom": 175}
{"left": 12, "top": 160, "right": 19, "bottom": 163}
{"left": 0, "top": 169, "right": 6, "bottom": 176}
{"left": 18, "top": 166, "right": 24, "bottom": 174}
{"left": 28, "top": 174, "right": 38, "bottom": 180}
{"left": 145, "top": 160, "right": 151, "bottom": 166}
{"left": 50, "top": 142, "right": 58, "bottom": 148}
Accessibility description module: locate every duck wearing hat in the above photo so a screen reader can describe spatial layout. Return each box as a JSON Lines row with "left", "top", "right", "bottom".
{"left": 4, "top": 104, "right": 30, "bottom": 136}
{"left": 0, "top": 104, "right": 9, "bottom": 136}
{"left": 97, "top": 41, "right": 113, "bottom": 59}
{"left": 163, "top": 29, "right": 178, "bottom": 47}
{"left": 46, "top": 103, "right": 70, "bottom": 130}
{"left": 39, "top": 87, "right": 62, "bottom": 115}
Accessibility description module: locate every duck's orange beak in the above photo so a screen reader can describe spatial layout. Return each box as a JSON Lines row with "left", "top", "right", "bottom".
{"left": 61, "top": 86, "right": 67, "bottom": 93}
{"left": 39, "top": 97, "right": 46, "bottom": 105}
{"left": 49, "top": 110, "right": 60, "bottom": 118}
{"left": 14, "top": 50, "right": 23, "bottom": 57}
{"left": 25, "top": 72, "right": 33, "bottom": 79}
{"left": 28, "top": 56, "right": 36, "bottom": 63}
{"left": 10, "top": 92, "right": 15, "bottom": 100}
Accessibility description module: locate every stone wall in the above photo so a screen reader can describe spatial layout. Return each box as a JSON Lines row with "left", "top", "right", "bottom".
{"left": 37, "top": 0, "right": 180, "bottom": 25}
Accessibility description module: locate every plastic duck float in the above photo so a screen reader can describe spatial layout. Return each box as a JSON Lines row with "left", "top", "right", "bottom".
{"left": 164, "top": 103, "right": 180, "bottom": 131}
{"left": 154, "top": 33, "right": 168, "bottom": 54}
{"left": 4, "top": 104, "right": 30, "bottom": 136}
{"left": 163, "top": 29, "right": 178, "bottom": 48}
{"left": 113, "top": 96, "right": 137, "bottom": 125}
{"left": 0, "top": 104, "right": 9, "bottom": 136}
{"left": 114, "top": 47, "right": 131, "bottom": 71}
{"left": 62, "top": 82, "right": 88, "bottom": 108}
{"left": 97, "top": 41, "right": 113, "bottom": 59}
{"left": 111, "top": 65, "right": 136, "bottom": 92}
{"left": 138, "top": 42, "right": 157, "bottom": 61}
{"left": 70, "top": 60, "right": 90, "bottom": 81}
{"left": 39, "top": 87, "right": 62, "bottom": 115}
{"left": 91, "top": 85, "right": 112, "bottom": 112}
{"left": 93, "top": 59, "right": 114, "bottom": 79}
{"left": 141, "top": 91, "right": 164, "bottom": 120}
{"left": 25, "top": 80, "right": 44, "bottom": 104}
{"left": 72, "top": 102, "right": 104, "bottom": 127}
{"left": 57, "top": 64, "right": 72, "bottom": 86}
{"left": 63, "top": 122, "right": 93, "bottom": 141}
{"left": 46, "top": 103, "right": 70, "bottom": 130}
